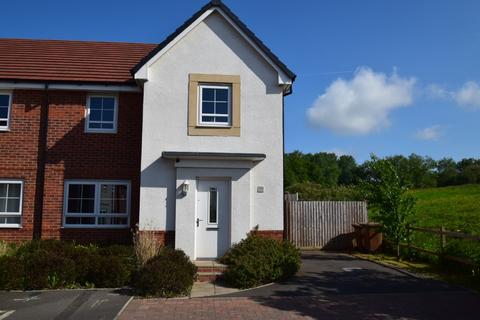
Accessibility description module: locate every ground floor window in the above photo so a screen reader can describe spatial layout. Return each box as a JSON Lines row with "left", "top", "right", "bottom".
{"left": 63, "top": 180, "right": 130, "bottom": 228}
{"left": 0, "top": 180, "right": 23, "bottom": 227}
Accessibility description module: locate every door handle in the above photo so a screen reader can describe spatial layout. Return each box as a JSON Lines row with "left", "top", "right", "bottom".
{"left": 196, "top": 218, "right": 203, "bottom": 227}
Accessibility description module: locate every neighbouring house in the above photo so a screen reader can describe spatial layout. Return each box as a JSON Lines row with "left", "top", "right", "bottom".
{"left": 0, "top": 0, "right": 295, "bottom": 259}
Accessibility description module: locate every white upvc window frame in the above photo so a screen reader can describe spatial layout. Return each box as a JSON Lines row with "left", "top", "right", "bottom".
{"left": 0, "top": 91, "right": 12, "bottom": 131}
{"left": 85, "top": 94, "right": 118, "bottom": 133}
{"left": 206, "top": 187, "right": 219, "bottom": 227}
{"left": 63, "top": 180, "right": 130, "bottom": 229}
{"left": 0, "top": 179, "right": 23, "bottom": 228}
{"left": 198, "top": 84, "right": 231, "bottom": 127}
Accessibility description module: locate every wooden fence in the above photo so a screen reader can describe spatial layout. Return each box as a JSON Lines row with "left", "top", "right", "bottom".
{"left": 284, "top": 196, "right": 368, "bottom": 250}
{"left": 402, "top": 225, "right": 480, "bottom": 267}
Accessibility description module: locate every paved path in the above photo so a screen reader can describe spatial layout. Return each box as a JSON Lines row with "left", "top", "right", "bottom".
{"left": 120, "top": 251, "right": 480, "bottom": 320}
{"left": 0, "top": 289, "right": 131, "bottom": 320}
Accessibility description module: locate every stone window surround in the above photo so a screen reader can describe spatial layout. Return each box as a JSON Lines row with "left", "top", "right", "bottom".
{"left": 188, "top": 74, "right": 240, "bottom": 136}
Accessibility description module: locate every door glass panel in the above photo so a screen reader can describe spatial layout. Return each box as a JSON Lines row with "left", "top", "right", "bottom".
{"left": 209, "top": 188, "right": 217, "bottom": 224}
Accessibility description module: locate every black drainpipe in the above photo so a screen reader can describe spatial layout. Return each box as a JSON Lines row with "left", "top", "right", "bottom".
{"left": 33, "top": 83, "right": 49, "bottom": 239}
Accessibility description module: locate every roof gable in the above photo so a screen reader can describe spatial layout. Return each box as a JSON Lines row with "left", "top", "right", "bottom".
{"left": 133, "top": 0, "right": 296, "bottom": 86}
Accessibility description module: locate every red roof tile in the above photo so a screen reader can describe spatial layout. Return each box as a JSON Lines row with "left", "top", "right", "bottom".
{"left": 0, "top": 38, "right": 156, "bottom": 84}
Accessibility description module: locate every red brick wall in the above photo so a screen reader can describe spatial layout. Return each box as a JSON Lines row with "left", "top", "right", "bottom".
{"left": 0, "top": 89, "right": 143, "bottom": 244}
{"left": 255, "top": 230, "right": 284, "bottom": 241}
{"left": 0, "top": 90, "right": 43, "bottom": 242}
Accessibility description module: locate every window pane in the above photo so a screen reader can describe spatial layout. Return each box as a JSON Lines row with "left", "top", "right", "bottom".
{"left": 89, "top": 122, "right": 101, "bottom": 128}
{"left": 114, "top": 185, "right": 128, "bottom": 198}
{"left": 202, "top": 102, "right": 214, "bottom": 114}
{"left": 215, "top": 89, "right": 228, "bottom": 102}
{"left": 102, "top": 98, "right": 115, "bottom": 109}
{"left": 6, "top": 199, "right": 20, "bottom": 213}
{"left": 89, "top": 109, "right": 102, "bottom": 121}
{"left": 90, "top": 97, "right": 102, "bottom": 108}
{"left": 68, "top": 185, "right": 82, "bottom": 198}
{"left": 100, "top": 185, "right": 127, "bottom": 214}
{"left": 216, "top": 102, "right": 228, "bottom": 114}
{"left": 202, "top": 116, "right": 214, "bottom": 123}
{"left": 67, "top": 199, "right": 81, "bottom": 213}
{"left": 6, "top": 216, "right": 20, "bottom": 224}
{"left": 202, "top": 88, "right": 215, "bottom": 101}
{"left": 0, "top": 199, "right": 6, "bottom": 212}
{"left": 114, "top": 199, "right": 127, "bottom": 214}
{"left": 82, "top": 185, "right": 95, "bottom": 198}
{"left": 0, "top": 184, "right": 7, "bottom": 197}
{"left": 100, "top": 199, "right": 113, "bottom": 214}
{"left": 209, "top": 188, "right": 217, "bottom": 224}
{"left": 0, "top": 216, "right": 20, "bottom": 225}
{"left": 215, "top": 116, "right": 228, "bottom": 123}
{"left": 7, "top": 184, "right": 21, "bottom": 198}
{"left": 66, "top": 217, "right": 95, "bottom": 225}
{"left": 0, "top": 95, "right": 9, "bottom": 106}
{"left": 98, "top": 217, "right": 127, "bottom": 225}
{"left": 0, "top": 107, "right": 8, "bottom": 119}
{"left": 101, "top": 123, "right": 114, "bottom": 129}
{"left": 81, "top": 199, "right": 95, "bottom": 213}
{"left": 0, "top": 120, "right": 6, "bottom": 127}
{"left": 102, "top": 110, "right": 114, "bottom": 122}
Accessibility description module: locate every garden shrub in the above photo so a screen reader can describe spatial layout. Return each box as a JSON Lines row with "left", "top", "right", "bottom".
{"left": 23, "top": 252, "right": 77, "bottom": 289}
{"left": 220, "top": 232, "right": 301, "bottom": 289}
{"left": 90, "top": 254, "right": 134, "bottom": 288}
{"left": 0, "top": 240, "right": 135, "bottom": 290}
{"left": 0, "top": 255, "right": 24, "bottom": 290}
{"left": 134, "top": 248, "right": 197, "bottom": 297}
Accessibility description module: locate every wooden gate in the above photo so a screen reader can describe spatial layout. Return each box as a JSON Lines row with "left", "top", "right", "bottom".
{"left": 285, "top": 197, "right": 367, "bottom": 250}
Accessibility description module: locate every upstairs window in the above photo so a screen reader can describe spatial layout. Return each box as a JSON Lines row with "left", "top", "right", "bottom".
{"left": 0, "top": 180, "right": 23, "bottom": 228}
{"left": 198, "top": 85, "right": 231, "bottom": 126}
{"left": 64, "top": 180, "right": 130, "bottom": 228}
{"left": 0, "top": 93, "right": 12, "bottom": 130}
{"left": 85, "top": 95, "right": 118, "bottom": 133}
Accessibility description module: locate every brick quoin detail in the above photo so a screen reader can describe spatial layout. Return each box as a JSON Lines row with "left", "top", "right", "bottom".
{"left": 0, "top": 89, "right": 143, "bottom": 244}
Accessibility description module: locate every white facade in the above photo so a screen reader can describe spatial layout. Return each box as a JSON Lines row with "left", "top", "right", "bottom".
{"left": 137, "top": 9, "right": 293, "bottom": 259}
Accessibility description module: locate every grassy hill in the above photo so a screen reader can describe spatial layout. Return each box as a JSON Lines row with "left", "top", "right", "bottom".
{"left": 410, "top": 184, "right": 480, "bottom": 235}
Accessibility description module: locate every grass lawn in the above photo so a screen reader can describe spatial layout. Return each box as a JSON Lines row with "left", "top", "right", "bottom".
{"left": 410, "top": 184, "right": 480, "bottom": 235}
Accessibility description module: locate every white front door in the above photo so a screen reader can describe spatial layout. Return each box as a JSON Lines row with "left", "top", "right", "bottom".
{"left": 195, "top": 179, "right": 231, "bottom": 259}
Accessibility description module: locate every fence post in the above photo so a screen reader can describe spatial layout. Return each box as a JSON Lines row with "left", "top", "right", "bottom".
{"left": 406, "top": 224, "right": 411, "bottom": 259}
{"left": 440, "top": 226, "right": 446, "bottom": 256}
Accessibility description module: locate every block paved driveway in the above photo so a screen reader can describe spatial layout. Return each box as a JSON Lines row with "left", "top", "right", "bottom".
{"left": 119, "top": 251, "right": 480, "bottom": 320}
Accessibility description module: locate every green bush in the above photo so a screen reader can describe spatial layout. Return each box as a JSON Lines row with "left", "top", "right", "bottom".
{"left": 0, "top": 240, "right": 134, "bottom": 290}
{"left": 0, "top": 255, "right": 24, "bottom": 290}
{"left": 90, "top": 255, "right": 134, "bottom": 288}
{"left": 134, "top": 248, "right": 197, "bottom": 297}
{"left": 286, "top": 183, "right": 364, "bottom": 201}
{"left": 220, "top": 232, "right": 301, "bottom": 289}
{"left": 23, "top": 252, "right": 77, "bottom": 289}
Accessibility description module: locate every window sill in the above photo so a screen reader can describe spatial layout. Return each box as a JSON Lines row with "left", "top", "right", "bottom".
{"left": 0, "top": 224, "right": 21, "bottom": 229}
{"left": 0, "top": 128, "right": 11, "bottom": 132}
{"left": 84, "top": 129, "right": 118, "bottom": 134}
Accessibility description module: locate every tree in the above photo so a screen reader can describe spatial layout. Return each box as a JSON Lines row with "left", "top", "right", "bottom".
{"left": 338, "top": 155, "right": 357, "bottom": 185}
{"left": 362, "top": 155, "right": 416, "bottom": 258}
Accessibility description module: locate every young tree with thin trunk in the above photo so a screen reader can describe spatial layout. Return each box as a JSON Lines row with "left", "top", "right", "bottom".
{"left": 362, "top": 155, "right": 416, "bottom": 258}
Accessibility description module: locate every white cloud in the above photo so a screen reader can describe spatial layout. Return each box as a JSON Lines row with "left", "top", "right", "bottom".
{"left": 307, "top": 67, "right": 416, "bottom": 135}
{"left": 454, "top": 81, "right": 480, "bottom": 109}
{"left": 426, "top": 84, "right": 451, "bottom": 99}
{"left": 415, "top": 125, "right": 443, "bottom": 141}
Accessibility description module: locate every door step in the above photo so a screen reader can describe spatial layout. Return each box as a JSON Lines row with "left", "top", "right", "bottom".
{"left": 194, "top": 260, "right": 228, "bottom": 282}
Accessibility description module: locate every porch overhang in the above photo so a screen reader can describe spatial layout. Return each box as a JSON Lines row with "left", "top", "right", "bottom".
{"left": 162, "top": 151, "right": 266, "bottom": 162}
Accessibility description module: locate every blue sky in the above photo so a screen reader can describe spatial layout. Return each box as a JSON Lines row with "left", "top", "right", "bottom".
{"left": 1, "top": 0, "right": 479, "bottom": 163}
